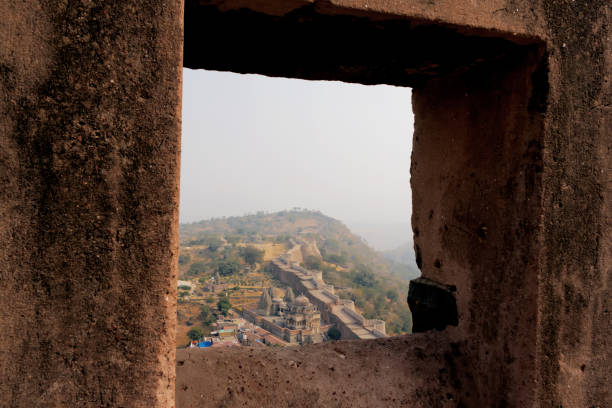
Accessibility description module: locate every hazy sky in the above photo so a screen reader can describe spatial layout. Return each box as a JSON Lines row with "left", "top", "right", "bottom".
{"left": 180, "top": 68, "right": 414, "bottom": 249}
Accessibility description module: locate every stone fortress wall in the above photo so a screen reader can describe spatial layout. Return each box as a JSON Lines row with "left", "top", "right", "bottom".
{"left": 268, "top": 240, "right": 387, "bottom": 340}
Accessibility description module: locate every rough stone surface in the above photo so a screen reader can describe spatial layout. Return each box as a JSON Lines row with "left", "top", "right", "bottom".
{"left": 184, "top": 1, "right": 610, "bottom": 406}
{"left": 0, "top": 0, "right": 609, "bottom": 407}
{"left": 412, "top": 42, "right": 547, "bottom": 406}
{"left": 0, "top": 1, "right": 183, "bottom": 406}
{"left": 408, "top": 278, "right": 458, "bottom": 333}
{"left": 176, "top": 335, "right": 458, "bottom": 408}
{"left": 184, "top": 0, "right": 541, "bottom": 88}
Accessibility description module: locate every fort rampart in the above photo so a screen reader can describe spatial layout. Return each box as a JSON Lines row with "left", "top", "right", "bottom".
{"left": 268, "top": 246, "right": 387, "bottom": 340}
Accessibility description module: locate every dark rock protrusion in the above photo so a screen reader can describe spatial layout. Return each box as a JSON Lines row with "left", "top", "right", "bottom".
{"left": 408, "top": 277, "right": 458, "bottom": 332}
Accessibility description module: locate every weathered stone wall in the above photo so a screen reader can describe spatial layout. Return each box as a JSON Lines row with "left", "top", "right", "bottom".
{"left": 328, "top": 315, "right": 361, "bottom": 341}
{"left": 270, "top": 254, "right": 385, "bottom": 340}
{"left": 176, "top": 334, "right": 457, "bottom": 408}
{"left": 307, "top": 291, "right": 333, "bottom": 323}
{"left": 410, "top": 2, "right": 611, "bottom": 406}
{"left": 0, "top": 0, "right": 609, "bottom": 407}
{"left": 364, "top": 319, "right": 386, "bottom": 334}
{"left": 300, "top": 238, "right": 323, "bottom": 260}
{"left": 0, "top": 1, "right": 183, "bottom": 406}
{"left": 269, "top": 259, "right": 313, "bottom": 296}
{"left": 182, "top": 1, "right": 610, "bottom": 406}
{"left": 412, "top": 43, "right": 546, "bottom": 407}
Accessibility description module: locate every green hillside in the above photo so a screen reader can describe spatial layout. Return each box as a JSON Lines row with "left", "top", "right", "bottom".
{"left": 383, "top": 242, "right": 419, "bottom": 270}
{"left": 178, "top": 210, "right": 417, "bottom": 337}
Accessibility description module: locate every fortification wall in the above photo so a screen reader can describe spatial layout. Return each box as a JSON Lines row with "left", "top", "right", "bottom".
{"left": 343, "top": 308, "right": 366, "bottom": 325}
{"left": 307, "top": 294, "right": 333, "bottom": 323}
{"left": 328, "top": 314, "right": 361, "bottom": 340}
{"left": 365, "top": 319, "right": 386, "bottom": 334}
{"left": 300, "top": 238, "right": 322, "bottom": 260}
{"left": 321, "top": 289, "right": 339, "bottom": 303}
{"left": 270, "top": 253, "right": 387, "bottom": 340}
{"left": 269, "top": 260, "right": 310, "bottom": 295}
{"left": 284, "top": 243, "right": 303, "bottom": 263}
{"left": 339, "top": 299, "right": 355, "bottom": 312}
{"left": 0, "top": 1, "right": 182, "bottom": 406}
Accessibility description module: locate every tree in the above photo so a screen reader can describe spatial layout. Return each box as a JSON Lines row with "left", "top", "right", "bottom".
{"left": 206, "top": 238, "right": 223, "bottom": 252}
{"left": 327, "top": 327, "right": 341, "bottom": 341}
{"left": 352, "top": 264, "right": 377, "bottom": 288}
{"left": 274, "top": 235, "right": 290, "bottom": 244}
{"left": 178, "top": 253, "right": 191, "bottom": 265}
{"left": 187, "top": 262, "right": 206, "bottom": 276}
{"left": 217, "top": 259, "right": 241, "bottom": 276}
{"left": 187, "top": 328, "right": 204, "bottom": 342}
{"left": 240, "top": 245, "right": 264, "bottom": 266}
{"left": 303, "top": 255, "right": 322, "bottom": 270}
{"left": 186, "top": 238, "right": 205, "bottom": 246}
{"left": 323, "top": 239, "right": 340, "bottom": 253}
{"left": 386, "top": 290, "right": 399, "bottom": 301}
{"left": 374, "top": 294, "right": 389, "bottom": 315}
{"left": 324, "top": 253, "right": 348, "bottom": 266}
{"left": 217, "top": 297, "right": 232, "bottom": 316}
{"left": 199, "top": 305, "right": 215, "bottom": 325}
{"left": 225, "top": 234, "right": 241, "bottom": 245}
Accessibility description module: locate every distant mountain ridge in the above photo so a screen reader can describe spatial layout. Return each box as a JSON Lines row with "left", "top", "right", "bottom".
{"left": 382, "top": 242, "right": 419, "bottom": 272}
{"left": 179, "top": 210, "right": 419, "bottom": 280}
{"left": 344, "top": 221, "right": 413, "bottom": 251}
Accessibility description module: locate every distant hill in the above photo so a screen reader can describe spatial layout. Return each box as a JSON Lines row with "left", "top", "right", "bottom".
{"left": 180, "top": 210, "right": 418, "bottom": 281}
{"left": 345, "top": 221, "right": 413, "bottom": 251}
{"left": 177, "top": 210, "right": 415, "bottom": 336}
{"left": 383, "top": 242, "right": 420, "bottom": 274}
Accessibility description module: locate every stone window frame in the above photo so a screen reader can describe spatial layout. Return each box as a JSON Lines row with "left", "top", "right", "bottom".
{"left": 180, "top": 2, "right": 548, "bottom": 406}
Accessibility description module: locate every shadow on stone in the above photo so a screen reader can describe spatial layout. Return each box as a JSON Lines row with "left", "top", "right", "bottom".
{"left": 408, "top": 277, "right": 458, "bottom": 333}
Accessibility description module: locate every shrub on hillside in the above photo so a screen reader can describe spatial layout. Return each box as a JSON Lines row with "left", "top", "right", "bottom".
{"left": 224, "top": 234, "right": 241, "bottom": 245}
{"left": 178, "top": 253, "right": 191, "bottom": 265}
{"left": 386, "top": 290, "right": 399, "bottom": 301}
{"left": 187, "top": 328, "right": 204, "bottom": 341}
{"left": 187, "top": 262, "right": 206, "bottom": 276}
{"left": 205, "top": 237, "right": 223, "bottom": 252}
{"left": 217, "top": 297, "right": 232, "bottom": 316}
{"left": 323, "top": 253, "right": 348, "bottom": 266}
{"left": 240, "top": 245, "right": 264, "bottom": 266}
{"left": 351, "top": 264, "right": 377, "bottom": 288}
{"left": 303, "top": 255, "right": 322, "bottom": 270}
{"left": 217, "top": 259, "right": 241, "bottom": 276}
{"left": 199, "top": 305, "right": 215, "bottom": 325}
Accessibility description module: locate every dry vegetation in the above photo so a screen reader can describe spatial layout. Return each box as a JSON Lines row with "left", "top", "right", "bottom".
{"left": 176, "top": 210, "right": 418, "bottom": 342}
